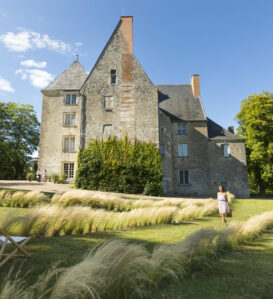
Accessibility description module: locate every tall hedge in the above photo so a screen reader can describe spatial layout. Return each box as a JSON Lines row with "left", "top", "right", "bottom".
{"left": 75, "top": 137, "right": 163, "bottom": 196}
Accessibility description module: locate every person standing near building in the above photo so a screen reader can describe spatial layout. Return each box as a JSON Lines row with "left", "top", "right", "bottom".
{"left": 42, "top": 169, "right": 47, "bottom": 182}
{"left": 217, "top": 185, "right": 230, "bottom": 226}
{"left": 36, "top": 169, "right": 41, "bottom": 183}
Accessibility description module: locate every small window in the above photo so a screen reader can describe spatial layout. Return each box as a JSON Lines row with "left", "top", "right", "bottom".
{"left": 64, "top": 163, "right": 74, "bottom": 178}
{"left": 103, "top": 124, "right": 113, "bottom": 140}
{"left": 160, "top": 128, "right": 166, "bottom": 134}
{"left": 104, "top": 96, "right": 113, "bottom": 111}
{"left": 180, "top": 170, "right": 189, "bottom": 185}
{"left": 64, "top": 137, "right": 75, "bottom": 152}
{"left": 64, "top": 113, "right": 76, "bottom": 126}
{"left": 110, "top": 69, "right": 116, "bottom": 84}
{"left": 160, "top": 145, "right": 165, "bottom": 155}
{"left": 178, "top": 144, "right": 188, "bottom": 157}
{"left": 65, "top": 94, "right": 77, "bottom": 105}
{"left": 221, "top": 144, "right": 229, "bottom": 157}
{"left": 178, "top": 124, "right": 187, "bottom": 135}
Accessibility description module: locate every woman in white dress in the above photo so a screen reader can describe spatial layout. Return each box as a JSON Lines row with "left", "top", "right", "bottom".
{"left": 217, "top": 185, "right": 230, "bottom": 226}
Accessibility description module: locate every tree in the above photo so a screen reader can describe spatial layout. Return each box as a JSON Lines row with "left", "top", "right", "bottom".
{"left": 0, "top": 102, "right": 40, "bottom": 179}
{"left": 236, "top": 91, "right": 273, "bottom": 192}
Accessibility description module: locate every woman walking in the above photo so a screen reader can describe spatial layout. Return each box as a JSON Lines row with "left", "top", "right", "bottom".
{"left": 217, "top": 185, "right": 230, "bottom": 226}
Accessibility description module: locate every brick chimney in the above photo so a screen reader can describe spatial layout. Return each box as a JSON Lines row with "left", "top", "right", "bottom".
{"left": 120, "top": 16, "right": 134, "bottom": 83}
{"left": 120, "top": 16, "right": 133, "bottom": 54}
{"left": 228, "top": 126, "right": 234, "bottom": 134}
{"left": 191, "top": 74, "right": 200, "bottom": 97}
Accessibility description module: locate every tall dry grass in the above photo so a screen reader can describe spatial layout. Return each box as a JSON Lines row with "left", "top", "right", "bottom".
{"left": 2, "top": 206, "right": 181, "bottom": 236}
{"left": 2, "top": 196, "right": 222, "bottom": 237}
{"left": 1, "top": 209, "right": 272, "bottom": 299}
{"left": 51, "top": 190, "right": 234, "bottom": 212}
{"left": 0, "top": 190, "right": 49, "bottom": 208}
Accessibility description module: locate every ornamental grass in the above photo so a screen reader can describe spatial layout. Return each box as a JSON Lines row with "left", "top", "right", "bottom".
{"left": 1, "top": 210, "right": 273, "bottom": 299}
{"left": 0, "top": 190, "right": 48, "bottom": 208}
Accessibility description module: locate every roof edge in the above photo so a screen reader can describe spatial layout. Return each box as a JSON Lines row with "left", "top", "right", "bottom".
{"left": 80, "top": 20, "right": 122, "bottom": 90}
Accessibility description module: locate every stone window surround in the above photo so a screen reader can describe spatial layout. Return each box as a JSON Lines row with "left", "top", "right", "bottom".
{"left": 62, "top": 161, "right": 75, "bottom": 179}
{"left": 62, "top": 135, "right": 76, "bottom": 153}
{"left": 178, "top": 169, "right": 191, "bottom": 186}
{"left": 177, "top": 143, "right": 188, "bottom": 157}
{"left": 160, "top": 128, "right": 166, "bottom": 134}
{"left": 104, "top": 96, "right": 114, "bottom": 111}
{"left": 110, "top": 69, "right": 117, "bottom": 85}
{"left": 177, "top": 123, "right": 187, "bottom": 135}
{"left": 220, "top": 143, "right": 230, "bottom": 158}
{"left": 64, "top": 92, "right": 78, "bottom": 106}
{"left": 63, "top": 112, "right": 77, "bottom": 127}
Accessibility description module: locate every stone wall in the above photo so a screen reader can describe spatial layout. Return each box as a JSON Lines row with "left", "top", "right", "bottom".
{"left": 39, "top": 91, "right": 80, "bottom": 178}
{"left": 170, "top": 121, "right": 211, "bottom": 196}
{"left": 208, "top": 139, "right": 249, "bottom": 197}
{"left": 80, "top": 19, "right": 159, "bottom": 146}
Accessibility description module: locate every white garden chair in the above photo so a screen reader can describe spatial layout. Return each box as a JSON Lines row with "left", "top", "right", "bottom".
{"left": 0, "top": 229, "right": 31, "bottom": 268}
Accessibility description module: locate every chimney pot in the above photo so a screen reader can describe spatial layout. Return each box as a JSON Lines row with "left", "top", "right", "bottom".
{"left": 191, "top": 74, "right": 200, "bottom": 97}
{"left": 228, "top": 126, "right": 234, "bottom": 134}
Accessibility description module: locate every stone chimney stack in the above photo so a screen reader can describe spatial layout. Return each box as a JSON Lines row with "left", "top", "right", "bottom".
{"left": 228, "top": 126, "right": 235, "bottom": 134}
{"left": 191, "top": 74, "right": 200, "bottom": 97}
{"left": 120, "top": 16, "right": 133, "bottom": 54}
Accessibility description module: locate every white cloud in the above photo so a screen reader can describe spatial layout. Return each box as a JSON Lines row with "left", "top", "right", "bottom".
{"left": 20, "top": 59, "right": 47, "bottom": 68}
{"left": 0, "top": 31, "right": 32, "bottom": 52}
{"left": 0, "top": 29, "right": 71, "bottom": 54}
{"left": 16, "top": 69, "right": 54, "bottom": 88}
{"left": 0, "top": 76, "right": 14, "bottom": 92}
{"left": 75, "top": 42, "right": 83, "bottom": 47}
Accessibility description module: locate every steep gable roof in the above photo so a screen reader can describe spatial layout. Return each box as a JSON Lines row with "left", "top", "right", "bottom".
{"left": 43, "top": 61, "right": 87, "bottom": 91}
{"left": 157, "top": 85, "right": 206, "bottom": 121}
{"left": 207, "top": 117, "right": 244, "bottom": 141}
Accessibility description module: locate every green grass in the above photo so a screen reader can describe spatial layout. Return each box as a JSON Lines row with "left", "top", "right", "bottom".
{"left": 0, "top": 198, "right": 273, "bottom": 298}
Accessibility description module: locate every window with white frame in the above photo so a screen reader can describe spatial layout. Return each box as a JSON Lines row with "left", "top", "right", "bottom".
{"left": 221, "top": 144, "right": 229, "bottom": 157}
{"left": 178, "top": 124, "right": 187, "bottom": 135}
{"left": 104, "top": 96, "right": 113, "bottom": 111}
{"left": 64, "top": 113, "right": 76, "bottom": 126}
{"left": 63, "top": 137, "right": 75, "bottom": 152}
{"left": 63, "top": 163, "right": 74, "bottom": 178}
{"left": 180, "top": 170, "right": 189, "bottom": 185}
{"left": 65, "top": 94, "right": 77, "bottom": 105}
{"left": 178, "top": 144, "right": 188, "bottom": 157}
{"left": 160, "top": 145, "right": 165, "bottom": 155}
{"left": 110, "top": 69, "right": 116, "bottom": 84}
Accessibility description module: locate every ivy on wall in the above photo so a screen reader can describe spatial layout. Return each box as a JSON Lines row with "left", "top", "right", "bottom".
{"left": 75, "top": 137, "right": 163, "bottom": 196}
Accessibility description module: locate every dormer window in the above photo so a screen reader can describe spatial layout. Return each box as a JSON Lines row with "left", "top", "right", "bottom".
{"left": 66, "top": 94, "right": 77, "bottom": 105}
{"left": 110, "top": 69, "right": 116, "bottom": 84}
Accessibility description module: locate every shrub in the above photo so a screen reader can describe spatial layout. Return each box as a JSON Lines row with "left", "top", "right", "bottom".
{"left": 51, "top": 173, "right": 59, "bottom": 184}
{"left": 26, "top": 172, "right": 35, "bottom": 181}
{"left": 75, "top": 137, "right": 163, "bottom": 196}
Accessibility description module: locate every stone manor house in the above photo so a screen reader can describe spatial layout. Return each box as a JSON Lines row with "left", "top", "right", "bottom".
{"left": 39, "top": 16, "right": 249, "bottom": 197}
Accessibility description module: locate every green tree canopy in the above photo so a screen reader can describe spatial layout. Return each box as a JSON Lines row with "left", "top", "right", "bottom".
{"left": 236, "top": 91, "right": 273, "bottom": 192}
{"left": 0, "top": 102, "right": 40, "bottom": 179}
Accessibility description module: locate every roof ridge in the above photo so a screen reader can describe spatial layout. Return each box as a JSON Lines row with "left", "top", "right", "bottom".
{"left": 80, "top": 20, "right": 122, "bottom": 90}
{"left": 42, "top": 60, "right": 87, "bottom": 91}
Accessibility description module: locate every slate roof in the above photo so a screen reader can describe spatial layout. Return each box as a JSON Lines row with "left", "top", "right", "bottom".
{"left": 207, "top": 117, "right": 243, "bottom": 141}
{"left": 43, "top": 61, "right": 87, "bottom": 91}
{"left": 157, "top": 85, "right": 206, "bottom": 121}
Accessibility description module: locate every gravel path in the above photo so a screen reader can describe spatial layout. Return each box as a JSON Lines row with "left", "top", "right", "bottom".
{"left": 0, "top": 180, "right": 204, "bottom": 200}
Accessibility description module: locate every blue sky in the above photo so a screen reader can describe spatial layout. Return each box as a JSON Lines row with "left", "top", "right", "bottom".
{"left": 0, "top": 0, "right": 272, "bottom": 132}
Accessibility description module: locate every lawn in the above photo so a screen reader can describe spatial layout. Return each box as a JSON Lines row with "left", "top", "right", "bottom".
{"left": 0, "top": 197, "right": 273, "bottom": 298}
